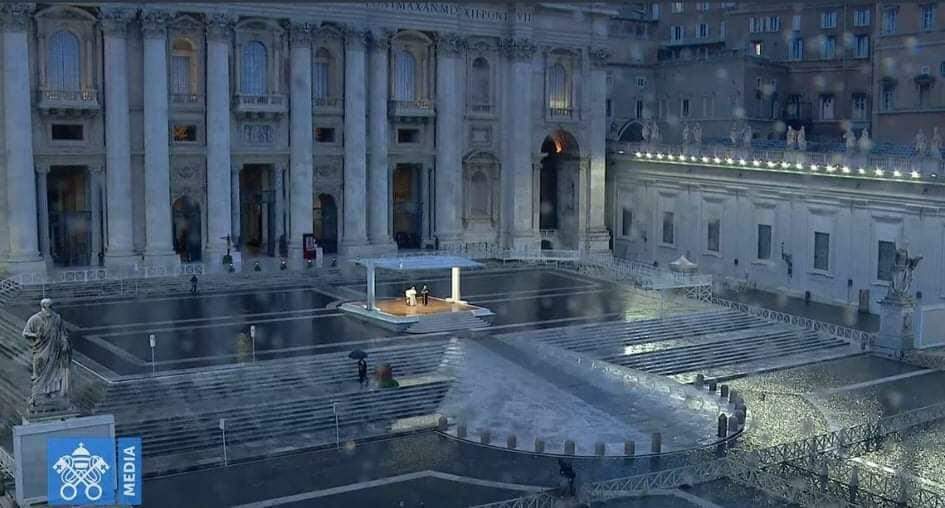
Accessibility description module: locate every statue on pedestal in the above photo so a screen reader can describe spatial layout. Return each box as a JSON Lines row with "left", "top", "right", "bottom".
{"left": 858, "top": 128, "right": 871, "bottom": 152}
{"left": 641, "top": 121, "right": 650, "bottom": 142}
{"left": 797, "top": 126, "right": 807, "bottom": 151}
{"left": 22, "top": 299, "right": 74, "bottom": 416}
{"left": 742, "top": 125, "right": 753, "bottom": 147}
{"left": 915, "top": 129, "right": 928, "bottom": 156}
{"left": 682, "top": 123, "right": 691, "bottom": 145}
{"left": 650, "top": 121, "right": 662, "bottom": 143}
{"left": 729, "top": 124, "right": 739, "bottom": 146}
{"left": 844, "top": 127, "right": 856, "bottom": 150}
{"left": 931, "top": 127, "right": 943, "bottom": 160}
{"left": 786, "top": 126, "right": 796, "bottom": 149}
{"left": 693, "top": 122, "right": 703, "bottom": 145}
{"left": 889, "top": 247, "right": 922, "bottom": 300}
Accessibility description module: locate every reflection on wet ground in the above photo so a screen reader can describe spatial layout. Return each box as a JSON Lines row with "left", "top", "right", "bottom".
{"left": 717, "top": 286, "right": 879, "bottom": 332}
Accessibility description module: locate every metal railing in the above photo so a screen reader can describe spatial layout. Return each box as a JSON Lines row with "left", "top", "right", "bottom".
{"left": 234, "top": 93, "right": 287, "bottom": 108}
{"left": 171, "top": 93, "right": 202, "bottom": 104}
{"left": 10, "top": 263, "right": 206, "bottom": 288}
{"left": 38, "top": 88, "right": 98, "bottom": 103}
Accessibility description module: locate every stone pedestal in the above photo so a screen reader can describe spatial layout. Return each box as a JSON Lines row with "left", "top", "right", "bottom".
{"left": 875, "top": 295, "right": 916, "bottom": 354}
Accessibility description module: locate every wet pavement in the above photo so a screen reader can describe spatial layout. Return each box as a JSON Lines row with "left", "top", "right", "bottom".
{"left": 716, "top": 287, "right": 879, "bottom": 332}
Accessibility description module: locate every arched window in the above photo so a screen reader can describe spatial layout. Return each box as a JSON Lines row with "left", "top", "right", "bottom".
{"left": 393, "top": 50, "right": 417, "bottom": 101}
{"left": 240, "top": 41, "right": 268, "bottom": 95}
{"left": 47, "top": 30, "right": 81, "bottom": 91}
{"left": 470, "top": 171, "right": 490, "bottom": 217}
{"left": 170, "top": 38, "right": 196, "bottom": 95}
{"left": 548, "top": 63, "right": 571, "bottom": 111}
{"left": 313, "top": 47, "right": 332, "bottom": 99}
{"left": 470, "top": 57, "right": 491, "bottom": 105}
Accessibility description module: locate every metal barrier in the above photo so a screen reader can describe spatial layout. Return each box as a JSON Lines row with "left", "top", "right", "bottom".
{"left": 10, "top": 262, "right": 207, "bottom": 288}
{"left": 469, "top": 492, "right": 560, "bottom": 508}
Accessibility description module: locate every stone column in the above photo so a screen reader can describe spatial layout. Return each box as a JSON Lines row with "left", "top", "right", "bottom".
{"left": 35, "top": 167, "right": 50, "bottom": 259}
{"left": 434, "top": 32, "right": 465, "bottom": 250}
{"left": 100, "top": 7, "right": 137, "bottom": 265}
{"left": 340, "top": 28, "right": 370, "bottom": 256}
{"left": 1, "top": 4, "right": 44, "bottom": 272}
{"left": 503, "top": 37, "right": 539, "bottom": 251}
{"left": 141, "top": 9, "right": 178, "bottom": 264}
{"left": 367, "top": 29, "right": 396, "bottom": 250}
{"left": 230, "top": 164, "right": 241, "bottom": 250}
{"left": 585, "top": 47, "right": 611, "bottom": 252}
{"left": 205, "top": 14, "right": 236, "bottom": 265}
{"left": 288, "top": 23, "right": 314, "bottom": 266}
{"left": 273, "top": 163, "right": 285, "bottom": 255}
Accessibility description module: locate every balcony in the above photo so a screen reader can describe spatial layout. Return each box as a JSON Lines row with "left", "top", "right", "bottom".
{"left": 232, "top": 93, "right": 288, "bottom": 119}
{"left": 388, "top": 99, "right": 435, "bottom": 119}
{"left": 171, "top": 93, "right": 204, "bottom": 112}
{"left": 547, "top": 107, "right": 576, "bottom": 121}
{"left": 313, "top": 96, "right": 343, "bottom": 116}
{"left": 36, "top": 88, "right": 99, "bottom": 116}
{"left": 467, "top": 103, "right": 495, "bottom": 117}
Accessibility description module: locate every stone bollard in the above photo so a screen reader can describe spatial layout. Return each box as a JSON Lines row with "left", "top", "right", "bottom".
{"left": 595, "top": 442, "right": 606, "bottom": 456}
{"left": 720, "top": 384, "right": 729, "bottom": 399}
{"left": 534, "top": 438, "right": 545, "bottom": 453}
{"left": 480, "top": 430, "right": 491, "bottom": 445}
{"left": 728, "top": 388, "right": 738, "bottom": 404}
{"left": 457, "top": 423, "right": 467, "bottom": 439}
{"left": 694, "top": 374, "right": 705, "bottom": 387}
{"left": 507, "top": 434, "right": 517, "bottom": 449}
{"left": 624, "top": 440, "right": 635, "bottom": 457}
{"left": 437, "top": 416, "right": 448, "bottom": 432}
{"left": 717, "top": 413, "right": 728, "bottom": 438}
{"left": 708, "top": 381, "right": 717, "bottom": 393}
{"left": 650, "top": 432, "right": 662, "bottom": 454}
{"left": 728, "top": 414, "right": 739, "bottom": 434}
{"left": 564, "top": 440, "right": 575, "bottom": 455}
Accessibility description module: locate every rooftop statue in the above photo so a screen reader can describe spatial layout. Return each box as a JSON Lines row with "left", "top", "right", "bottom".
{"left": 692, "top": 122, "right": 703, "bottom": 144}
{"left": 786, "top": 126, "right": 796, "bottom": 149}
{"left": 844, "top": 128, "right": 856, "bottom": 150}
{"left": 682, "top": 123, "right": 691, "bottom": 145}
{"left": 931, "top": 127, "right": 943, "bottom": 160}
{"left": 797, "top": 126, "right": 807, "bottom": 151}
{"left": 22, "top": 299, "right": 73, "bottom": 414}
{"left": 915, "top": 129, "right": 928, "bottom": 156}
{"left": 858, "top": 128, "right": 871, "bottom": 152}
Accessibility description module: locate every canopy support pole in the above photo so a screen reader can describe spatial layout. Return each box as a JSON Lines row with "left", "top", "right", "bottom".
{"left": 450, "top": 266, "right": 462, "bottom": 303}
{"left": 366, "top": 262, "right": 376, "bottom": 311}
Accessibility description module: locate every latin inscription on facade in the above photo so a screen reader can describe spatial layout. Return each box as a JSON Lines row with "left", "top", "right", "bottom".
{"left": 366, "top": 3, "right": 532, "bottom": 24}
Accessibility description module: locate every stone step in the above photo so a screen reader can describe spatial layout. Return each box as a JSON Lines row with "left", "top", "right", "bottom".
{"left": 517, "top": 310, "right": 751, "bottom": 344}
{"left": 613, "top": 327, "right": 813, "bottom": 366}
{"left": 406, "top": 312, "right": 490, "bottom": 334}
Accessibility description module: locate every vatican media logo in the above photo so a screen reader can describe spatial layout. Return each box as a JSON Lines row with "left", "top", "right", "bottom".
{"left": 47, "top": 437, "right": 142, "bottom": 505}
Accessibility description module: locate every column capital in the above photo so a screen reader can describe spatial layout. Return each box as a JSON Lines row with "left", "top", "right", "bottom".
{"left": 288, "top": 22, "right": 315, "bottom": 47}
{"left": 367, "top": 28, "right": 394, "bottom": 51}
{"left": 140, "top": 8, "right": 173, "bottom": 39}
{"left": 34, "top": 165, "right": 50, "bottom": 175}
{"left": 436, "top": 32, "right": 466, "bottom": 57}
{"left": 588, "top": 46, "right": 611, "bottom": 69}
{"left": 341, "top": 25, "right": 369, "bottom": 49}
{"left": 0, "top": 3, "right": 35, "bottom": 32}
{"left": 501, "top": 37, "right": 536, "bottom": 62}
{"left": 205, "top": 13, "right": 237, "bottom": 42}
{"left": 99, "top": 6, "right": 136, "bottom": 37}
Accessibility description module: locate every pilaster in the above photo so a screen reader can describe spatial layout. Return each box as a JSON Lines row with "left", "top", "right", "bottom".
{"left": 204, "top": 13, "right": 236, "bottom": 264}
{"left": 501, "top": 36, "right": 539, "bottom": 251}
{"left": 367, "top": 28, "right": 397, "bottom": 252}
{"left": 434, "top": 32, "right": 466, "bottom": 249}
{"left": 585, "top": 45, "right": 611, "bottom": 253}
{"left": 288, "top": 21, "right": 314, "bottom": 266}
{"left": 340, "top": 27, "right": 372, "bottom": 257}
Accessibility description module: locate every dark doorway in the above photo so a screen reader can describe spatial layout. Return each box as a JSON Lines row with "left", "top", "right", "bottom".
{"left": 313, "top": 193, "right": 338, "bottom": 254}
{"left": 48, "top": 166, "right": 91, "bottom": 267}
{"left": 172, "top": 196, "right": 202, "bottom": 262}
{"left": 239, "top": 165, "right": 276, "bottom": 256}
{"left": 392, "top": 163, "right": 422, "bottom": 249}
{"left": 539, "top": 131, "right": 581, "bottom": 247}
{"left": 619, "top": 122, "right": 645, "bottom": 142}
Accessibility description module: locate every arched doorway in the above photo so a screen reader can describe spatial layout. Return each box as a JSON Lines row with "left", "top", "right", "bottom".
{"left": 618, "top": 122, "right": 645, "bottom": 142}
{"left": 539, "top": 130, "right": 581, "bottom": 249}
{"left": 48, "top": 166, "right": 91, "bottom": 267}
{"left": 239, "top": 164, "right": 276, "bottom": 256}
{"left": 392, "top": 163, "right": 422, "bottom": 249}
{"left": 313, "top": 193, "right": 338, "bottom": 254}
{"left": 172, "top": 196, "right": 202, "bottom": 262}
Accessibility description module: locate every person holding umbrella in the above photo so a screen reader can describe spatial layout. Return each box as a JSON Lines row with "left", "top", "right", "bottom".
{"left": 349, "top": 350, "right": 368, "bottom": 388}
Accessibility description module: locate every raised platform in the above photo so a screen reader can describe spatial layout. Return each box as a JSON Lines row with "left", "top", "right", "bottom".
{"left": 341, "top": 297, "right": 495, "bottom": 334}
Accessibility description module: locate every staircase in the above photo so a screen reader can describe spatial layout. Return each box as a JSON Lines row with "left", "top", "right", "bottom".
{"left": 406, "top": 311, "right": 491, "bottom": 334}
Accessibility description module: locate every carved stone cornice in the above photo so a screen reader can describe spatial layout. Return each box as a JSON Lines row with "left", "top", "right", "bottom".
{"left": 588, "top": 46, "right": 611, "bottom": 69}
{"left": 436, "top": 32, "right": 466, "bottom": 57}
{"left": 500, "top": 37, "right": 536, "bottom": 62}
{"left": 205, "top": 13, "right": 237, "bottom": 42}
{"left": 0, "top": 3, "right": 35, "bottom": 32}
{"left": 99, "top": 6, "right": 136, "bottom": 37}
{"left": 35, "top": 166, "right": 50, "bottom": 175}
{"left": 289, "top": 22, "right": 314, "bottom": 47}
{"left": 140, "top": 9, "right": 173, "bottom": 39}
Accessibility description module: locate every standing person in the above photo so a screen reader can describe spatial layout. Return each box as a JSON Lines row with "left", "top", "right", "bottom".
{"left": 558, "top": 459, "right": 576, "bottom": 497}
{"left": 190, "top": 275, "right": 198, "bottom": 295}
{"left": 357, "top": 358, "right": 368, "bottom": 388}
{"left": 421, "top": 285, "right": 430, "bottom": 305}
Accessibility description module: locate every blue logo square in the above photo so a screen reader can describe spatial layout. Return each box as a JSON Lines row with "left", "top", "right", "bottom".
{"left": 47, "top": 437, "right": 116, "bottom": 505}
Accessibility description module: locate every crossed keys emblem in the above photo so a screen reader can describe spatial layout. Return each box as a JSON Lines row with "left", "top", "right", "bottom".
{"left": 52, "top": 442, "right": 110, "bottom": 501}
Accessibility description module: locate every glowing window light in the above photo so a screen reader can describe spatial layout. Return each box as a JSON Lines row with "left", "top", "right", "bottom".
{"left": 701, "top": 156, "right": 710, "bottom": 163}
{"left": 875, "top": 169, "right": 884, "bottom": 176}
{"left": 780, "top": 161, "right": 790, "bottom": 168}
{"left": 667, "top": 154, "right": 676, "bottom": 160}
{"left": 738, "top": 159, "right": 747, "bottom": 165}
{"left": 810, "top": 164, "right": 819, "bottom": 171}
{"left": 617, "top": 149, "right": 626, "bottom": 155}
{"left": 656, "top": 153, "right": 665, "bottom": 159}
{"left": 911, "top": 170, "right": 921, "bottom": 178}
{"left": 751, "top": 159, "right": 761, "bottom": 166}
{"left": 645, "top": 152, "right": 653, "bottom": 158}
{"left": 795, "top": 162, "right": 804, "bottom": 170}
{"left": 766, "top": 161, "right": 776, "bottom": 168}
{"left": 893, "top": 170, "right": 902, "bottom": 177}
{"left": 857, "top": 167, "right": 866, "bottom": 174}
{"left": 690, "top": 156, "right": 698, "bottom": 161}
{"left": 713, "top": 157, "right": 721, "bottom": 163}
{"left": 826, "top": 165, "right": 836, "bottom": 173}
{"left": 726, "top": 158, "right": 734, "bottom": 164}
{"left": 634, "top": 151, "right": 643, "bottom": 157}
{"left": 841, "top": 166, "right": 851, "bottom": 174}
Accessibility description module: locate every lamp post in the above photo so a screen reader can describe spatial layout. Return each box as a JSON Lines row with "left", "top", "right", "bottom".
{"left": 149, "top": 334, "right": 156, "bottom": 376}
{"left": 250, "top": 325, "right": 256, "bottom": 363}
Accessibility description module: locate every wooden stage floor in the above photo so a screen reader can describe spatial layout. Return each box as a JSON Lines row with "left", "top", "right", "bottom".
{"left": 374, "top": 297, "right": 475, "bottom": 317}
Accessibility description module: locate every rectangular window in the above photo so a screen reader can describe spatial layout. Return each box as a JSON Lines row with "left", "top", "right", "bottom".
{"left": 172, "top": 124, "right": 197, "bottom": 142}
{"left": 662, "top": 212, "right": 675, "bottom": 245}
{"left": 768, "top": 16, "right": 781, "bottom": 32}
{"left": 681, "top": 98, "right": 690, "bottom": 117}
{"left": 635, "top": 99, "right": 644, "bottom": 119}
{"left": 820, "top": 95, "right": 835, "bottom": 119}
{"left": 315, "top": 127, "right": 335, "bottom": 143}
{"left": 882, "top": 7, "right": 897, "bottom": 34}
{"left": 821, "top": 10, "right": 838, "bottom": 29}
{"left": 854, "top": 8, "right": 871, "bottom": 26}
{"left": 696, "top": 2, "right": 710, "bottom": 11}
{"left": 636, "top": 76, "right": 647, "bottom": 88}
{"left": 622, "top": 208, "right": 633, "bottom": 237}
{"left": 749, "top": 17, "right": 762, "bottom": 33}
{"left": 852, "top": 94, "right": 867, "bottom": 120}
{"left": 671, "top": 25, "right": 684, "bottom": 42}
{"left": 822, "top": 36, "right": 836, "bottom": 59}
{"left": 786, "top": 95, "right": 801, "bottom": 118}
{"left": 882, "top": 86, "right": 895, "bottom": 111}
{"left": 814, "top": 232, "right": 830, "bottom": 271}
{"left": 854, "top": 34, "right": 870, "bottom": 58}
{"left": 757, "top": 224, "right": 772, "bottom": 260}
{"left": 790, "top": 38, "right": 804, "bottom": 60}
{"left": 923, "top": 4, "right": 936, "bottom": 31}
{"left": 792, "top": 14, "right": 801, "bottom": 31}
{"left": 606, "top": 99, "right": 612, "bottom": 117}
{"left": 707, "top": 219, "right": 720, "bottom": 252}
{"left": 51, "top": 124, "right": 84, "bottom": 141}
{"left": 751, "top": 41, "right": 764, "bottom": 56}
{"left": 397, "top": 128, "right": 420, "bottom": 143}
{"left": 651, "top": 2, "right": 660, "bottom": 19}
{"left": 672, "top": 2, "right": 684, "bottom": 13}
{"left": 877, "top": 240, "right": 896, "bottom": 281}
{"left": 698, "top": 23, "right": 709, "bottom": 38}
{"left": 720, "top": 20, "right": 726, "bottom": 38}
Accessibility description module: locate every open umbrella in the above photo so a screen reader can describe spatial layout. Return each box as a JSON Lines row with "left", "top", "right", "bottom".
{"left": 348, "top": 349, "right": 368, "bottom": 360}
